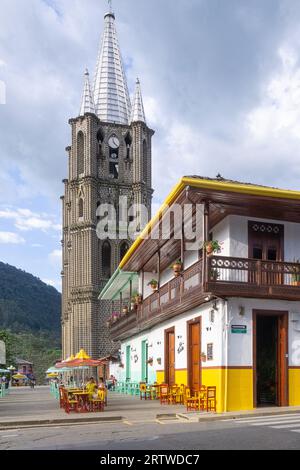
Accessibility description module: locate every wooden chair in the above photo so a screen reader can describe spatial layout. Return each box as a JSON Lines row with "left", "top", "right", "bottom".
{"left": 139, "top": 382, "right": 151, "bottom": 400}
{"left": 183, "top": 387, "right": 191, "bottom": 406}
{"left": 206, "top": 386, "right": 216, "bottom": 412}
{"left": 58, "top": 386, "right": 65, "bottom": 409}
{"left": 89, "top": 389, "right": 105, "bottom": 412}
{"left": 159, "top": 384, "right": 169, "bottom": 404}
{"left": 198, "top": 386, "right": 207, "bottom": 411}
{"left": 63, "top": 389, "right": 78, "bottom": 414}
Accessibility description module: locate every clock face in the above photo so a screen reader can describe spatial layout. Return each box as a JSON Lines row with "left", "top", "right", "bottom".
{"left": 108, "top": 135, "right": 120, "bottom": 149}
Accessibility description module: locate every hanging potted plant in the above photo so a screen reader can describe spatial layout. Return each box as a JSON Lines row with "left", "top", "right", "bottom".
{"left": 171, "top": 259, "right": 183, "bottom": 277}
{"left": 200, "top": 352, "right": 207, "bottom": 362}
{"left": 147, "top": 357, "right": 154, "bottom": 366}
{"left": 147, "top": 279, "right": 158, "bottom": 291}
{"left": 204, "top": 240, "right": 221, "bottom": 255}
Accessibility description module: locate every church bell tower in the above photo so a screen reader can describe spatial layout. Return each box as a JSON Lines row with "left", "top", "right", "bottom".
{"left": 61, "top": 8, "right": 154, "bottom": 359}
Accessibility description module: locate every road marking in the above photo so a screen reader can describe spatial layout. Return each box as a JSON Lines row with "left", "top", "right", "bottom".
{"left": 232, "top": 413, "right": 300, "bottom": 434}
{"left": 0, "top": 435, "right": 19, "bottom": 438}
{"left": 233, "top": 414, "right": 300, "bottom": 424}
{"left": 271, "top": 423, "right": 300, "bottom": 429}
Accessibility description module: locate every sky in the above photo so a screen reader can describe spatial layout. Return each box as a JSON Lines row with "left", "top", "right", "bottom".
{"left": 1, "top": 0, "right": 300, "bottom": 291}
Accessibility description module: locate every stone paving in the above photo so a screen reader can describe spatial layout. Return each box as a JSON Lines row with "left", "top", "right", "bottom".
{"left": 0, "top": 386, "right": 184, "bottom": 426}
{"left": 1, "top": 386, "right": 300, "bottom": 428}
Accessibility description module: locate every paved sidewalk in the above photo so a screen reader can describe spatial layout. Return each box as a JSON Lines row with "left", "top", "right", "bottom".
{"left": 1, "top": 386, "right": 300, "bottom": 428}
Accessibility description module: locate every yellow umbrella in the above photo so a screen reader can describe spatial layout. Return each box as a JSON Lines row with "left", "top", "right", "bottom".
{"left": 65, "top": 354, "right": 75, "bottom": 362}
{"left": 75, "top": 349, "right": 91, "bottom": 360}
{"left": 12, "top": 373, "right": 26, "bottom": 379}
{"left": 47, "top": 373, "right": 58, "bottom": 378}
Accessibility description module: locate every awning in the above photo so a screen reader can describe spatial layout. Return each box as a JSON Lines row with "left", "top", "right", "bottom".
{"left": 98, "top": 268, "right": 138, "bottom": 300}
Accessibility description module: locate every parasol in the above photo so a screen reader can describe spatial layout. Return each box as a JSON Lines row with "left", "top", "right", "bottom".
{"left": 12, "top": 373, "right": 26, "bottom": 379}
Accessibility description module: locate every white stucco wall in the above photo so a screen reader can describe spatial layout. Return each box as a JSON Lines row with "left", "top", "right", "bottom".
{"left": 115, "top": 297, "right": 300, "bottom": 383}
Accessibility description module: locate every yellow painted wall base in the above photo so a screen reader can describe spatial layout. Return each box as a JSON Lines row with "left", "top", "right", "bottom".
{"left": 289, "top": 369, "right": 300, "bottom": 405}
{"left": 156, "top": 368, "right": 254, "bottom": 413}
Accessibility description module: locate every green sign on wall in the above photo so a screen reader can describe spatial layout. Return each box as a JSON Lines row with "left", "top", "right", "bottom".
{"left": 231, "top": 325, "right": 247, "bottom": 334}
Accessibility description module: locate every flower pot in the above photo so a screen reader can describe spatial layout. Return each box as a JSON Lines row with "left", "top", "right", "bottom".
{"left": 135, "top": 295, "right": 143, "bottom": 305}
{"left": 172, "top": 263, "right": 183, "bottom": 277}
{"left": 150, "top": 284, "right": 158, "bottom": 291}
{"left": 206, "top": 243, "right": 214, "bottom": 255}
{"left": 122, "top": 306, "right": 129, "bottom": 315}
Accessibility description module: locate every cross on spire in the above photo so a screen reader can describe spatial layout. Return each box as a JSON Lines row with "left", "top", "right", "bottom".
{"left": 108, "top": 0, "right": 113, "bottom": 13}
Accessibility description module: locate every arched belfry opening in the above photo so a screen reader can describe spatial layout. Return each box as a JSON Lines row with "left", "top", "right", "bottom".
{"left": 77, "top": 131, "right": 84, "bottom": 175}
{"left": 124, "top": 132, "right": 132, "bottom": 160}
{"left": 102, "top": 241, "right": 111, "bottom": 278}
{"left": 120, "top": 241, "right": 129, "bottom": 262}
{"left": 97, "top": 128, "right": 104, "bottom": 157}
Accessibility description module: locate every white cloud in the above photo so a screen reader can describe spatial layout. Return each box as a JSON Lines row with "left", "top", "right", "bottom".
{"left": 0, "top": 232, "right": 25, "bottom": 244}
{"left": 247, "top": 46, "right": 300, "bottom": 141}
{"left": 0, "top": 207, "right": 61, "bottom": 232}
{"left": 42, "top": 278, "right": 61, "bottom": 291}
{"left": 49, "top": 249, "right": 62, "bottom": 267}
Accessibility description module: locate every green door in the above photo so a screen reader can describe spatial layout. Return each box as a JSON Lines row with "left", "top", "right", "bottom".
{"left": 141, "top": 340, "right": 148, "bottom": 383}
{"left": 126, "top": 345, "right": 131, "bottom": 381}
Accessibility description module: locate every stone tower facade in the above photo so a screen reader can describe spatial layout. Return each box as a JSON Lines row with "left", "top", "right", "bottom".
{"left": 61, "top": 11, "right": 154, "bottom": 359}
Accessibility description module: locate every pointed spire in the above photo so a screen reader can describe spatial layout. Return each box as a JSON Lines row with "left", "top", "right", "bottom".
{"left": 131, "top": 78, "right": 146, "bottom": 124}
{"left": 93, "top": 12, "right": 131, "bottom": 125}
{"left": 79, "top": 69, "right": 96, "bottom": 116}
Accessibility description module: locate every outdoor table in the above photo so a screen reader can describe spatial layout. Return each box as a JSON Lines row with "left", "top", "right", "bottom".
{"left": 68, "top": 391, "right": 90, "bottom": 412}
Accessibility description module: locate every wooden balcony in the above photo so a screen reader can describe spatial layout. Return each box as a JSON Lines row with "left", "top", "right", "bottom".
{"left": 109, "top": 256, "right": 300, "bottom": 340}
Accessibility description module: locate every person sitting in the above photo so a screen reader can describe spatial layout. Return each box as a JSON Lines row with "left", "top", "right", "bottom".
{"left": 85, "top": 377, "right": 97, "bottom": 399}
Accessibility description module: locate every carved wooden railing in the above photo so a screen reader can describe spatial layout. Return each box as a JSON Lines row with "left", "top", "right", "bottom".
{"left": 138, "top": 259, "right": 203, "bottom": 321}
{"left": 208, "top": 256, "right": 300, "bottom": 287}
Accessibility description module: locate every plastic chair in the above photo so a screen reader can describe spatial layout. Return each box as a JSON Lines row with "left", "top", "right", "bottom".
{"left": 90, "top": 389, "right": 105, "bottom": 412}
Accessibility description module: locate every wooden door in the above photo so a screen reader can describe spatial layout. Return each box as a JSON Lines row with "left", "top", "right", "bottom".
{"left": 188, "top": 318, "right": 201, "bottom": 392}
{"left": 165, "top": 328, "right": 175, "bottom": 386}
{"left": 253, "top": 310, "right": 288, "bottom": 407}
{"left": 277, "top": 314, "right": 288, "bottom": 406}
{"left": 248, "top": 222, "right": 284, "bottom": 285}
{"left": 126, "top": 345, "right": 131, "bottom": 381}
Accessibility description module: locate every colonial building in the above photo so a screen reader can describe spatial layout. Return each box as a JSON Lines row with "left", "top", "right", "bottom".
{"left": 100, "top": 176, "right": 300, "bottom": 412}
{"left": 61, "top": 8, "right": 154, "bottom": 359}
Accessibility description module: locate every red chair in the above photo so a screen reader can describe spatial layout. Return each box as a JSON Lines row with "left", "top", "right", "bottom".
{"left": 206, "top": 386, "right": 216, "bottom": 412}
{"left": 159, "top": 384, "right": 169, "bottom": 404}
{"left": 63, "top": 389, "right": 78, "bottom": 414}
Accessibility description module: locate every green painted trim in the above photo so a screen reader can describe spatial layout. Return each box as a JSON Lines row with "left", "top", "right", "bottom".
{"left": 111, "top": 272, "right": 139, "bottom": 301}
{"left": 98, "top": 267, "right": 121, "bottom": 299}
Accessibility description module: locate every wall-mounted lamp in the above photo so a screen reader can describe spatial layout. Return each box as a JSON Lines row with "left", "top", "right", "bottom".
{"left": 239, "top": 306, "right": 245, "bottom": 317}
{"left": 157, "top": 341, "right": 162, "bottom": 345}
{"left": 177, "top": 335, "right": 182, "bottom": 339}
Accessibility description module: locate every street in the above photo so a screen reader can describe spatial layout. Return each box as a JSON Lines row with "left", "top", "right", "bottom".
{"left": 1, "top": 412, "right": 300, "bottom": 450}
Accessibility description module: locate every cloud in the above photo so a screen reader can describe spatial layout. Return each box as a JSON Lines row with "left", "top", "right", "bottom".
{"left": 48, "top": 249, "right": 62, "bottom": 267}
{"left": 0, "top": 232, "right": 25, "bottom": 244}
{"left": 42, "top": 278, "right": 61, "bottom": 291}
{"left": 0, "top": 207, "right": 61, "bottom": 232}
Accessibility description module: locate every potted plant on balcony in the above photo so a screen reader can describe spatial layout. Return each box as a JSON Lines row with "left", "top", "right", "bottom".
{"left": 292, "top": 261, "right": 300, "bottom": 286}
{"left": 111, "top": 312, "right": 120, "bottom": 323}
{"left": 132, "top": 291, "right": 143, "bottom": 306}
{"left": 147, "top": 279, "right": 158, "bottom": 291}
{"left": 147, "top": 357, "right": 154, "bottom": 366}
{"left": 122, "top": 305, "right": 129, "bottom": 315}
{"left": 204, "top": 240, "right": 221, "bottom": 255}
{"left": 171, "top": 259, "right": 183, "bottom": 277}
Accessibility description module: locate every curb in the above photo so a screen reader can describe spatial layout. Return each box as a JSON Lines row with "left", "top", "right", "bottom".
{"left": 176, "top": 408, "right": 300, "bottom": 423}
{"left": 0, "top": 415, "right": 123, "bottom": 429}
